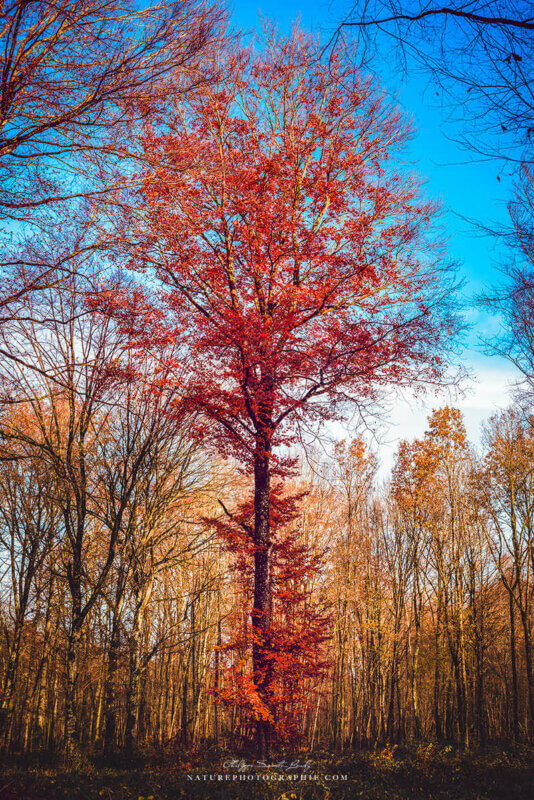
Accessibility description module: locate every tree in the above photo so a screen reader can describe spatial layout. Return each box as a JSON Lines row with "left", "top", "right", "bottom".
{"left": 329, "top": 437, "right": 378, "bottom": 747}
{"left": 212, "top": 485, "right": 331, "bottom": 746}
{"left": 479, "top": 408, "right": 534, "bottom": 735}
{"left": 389, "top": 408, "right": 493, "bottom": 744}
{"left": 95, "top": 27, "right": 458, "bottom": 755}
{"left": 330, "top": 2, "right": 534, "bottom": 404}
{"left": 482, "top": 166, "right": 534, "bottom": 404}
{"left": 0, "top": 0, "right": 223, "bottom": 217}
{"left": 330, "top": 1, "right": 533, "bottom": 167}
{"left": 0, "top": 266, "right": 142, "bottom": 760}
{"left": 93, "top": 370, "right": 213, "bottom": 755}
{"left": 420, "top": 408, "right": 473, "bottom": 745}
{"left": 0, "top": 422, "right": 58, "bottom": 747}
{"left": 0, "top": 0, "right": 224, "bottom": 334}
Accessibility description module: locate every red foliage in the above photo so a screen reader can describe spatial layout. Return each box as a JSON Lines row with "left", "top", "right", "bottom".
{"left": 212, "top": 486, "right": 331, "bottom": 742}
{"left": 108, "top": 27, "right": 455, "bottom": 469}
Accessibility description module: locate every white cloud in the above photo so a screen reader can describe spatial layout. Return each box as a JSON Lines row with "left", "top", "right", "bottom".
{"left": 374, "top": 359, "right": 520, "bottom": 478}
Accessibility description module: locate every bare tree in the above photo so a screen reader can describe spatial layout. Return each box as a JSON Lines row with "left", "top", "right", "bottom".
{"left": 0, "top": 0, "right": 225, "bottom": 328}
{"left": 0, "top": 436, "right": 58, "bottom": 747}
{"left": 480, "top": 166, "right": 534, "bottom": 403}
{"left": 0, "top": 0, "right": 224, "bottom": 215}
{"left": 329, "top": 1, "right": 533, "bottom": 166}
{"left": 0, "top": 265, "right": 133, "bottom": 760}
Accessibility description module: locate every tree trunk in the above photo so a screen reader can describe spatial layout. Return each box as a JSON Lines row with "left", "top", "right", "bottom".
{"left": 214, "top": 615, "right": 221, "bottom": 743}
{"left": 64, "top": 524, "right": 85, "bottom": 763}
{"left": 125, "top": 622, "right": 142, "bottom": 754}
{"left": 433, "top": 594, "right": 443, "bottom": 742}
{"left": 0, "top": 622, "right": 23, "bottom": 749}
{"left": 103, "top": 610, "right": 121, "bottom": 755}
{"left": 33, "top": 576, "right": 55, "bottom": 750}
{"left": 252, "top": 448, "right": 273, "bottom": 758}
{"left": 412, "top": 585, "right": 422, "bottom": 738}
{"left": 509, "top": 589, "right": 520, "bottom": 741}
{"left": 125, "top": 570, "right": 154, "bottom": 755}
{"left": 64, "top": 617, "right": 83, "bottom": 762}
{"left": 519, "top": 606, "right": 534, "bottom": 735}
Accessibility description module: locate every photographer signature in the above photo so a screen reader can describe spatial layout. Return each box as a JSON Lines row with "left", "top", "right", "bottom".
{"left": 223, "top": 758, "right": 313, "bottom": 773}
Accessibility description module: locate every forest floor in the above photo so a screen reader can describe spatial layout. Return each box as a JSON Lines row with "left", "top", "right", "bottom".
{"left": 1, "top": 744, "right": 533, "bottom": 800}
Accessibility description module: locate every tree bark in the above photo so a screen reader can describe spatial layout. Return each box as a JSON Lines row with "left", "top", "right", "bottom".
{"left": 64, "top": 617, "right": 83, "bottom": 762}
{"left": 103, "top": 610, "right": 121, "bottom": 755}
{"left": 507, "top": 586, "right": 519, "bottom": 741}
{"left": 252, "top": 447, "right": 273, "bottom": 758}
{"left": 125, "top": 618, "right": 143, "bottom": 754}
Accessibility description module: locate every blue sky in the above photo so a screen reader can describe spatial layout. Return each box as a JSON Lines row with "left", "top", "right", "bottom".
{"left": 231, "top": 1, "right": 520, "bottom": 465}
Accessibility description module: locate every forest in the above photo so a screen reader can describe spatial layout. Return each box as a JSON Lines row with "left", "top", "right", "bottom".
{"left": 1, "top": 1, "right": 534, "bottom": 799}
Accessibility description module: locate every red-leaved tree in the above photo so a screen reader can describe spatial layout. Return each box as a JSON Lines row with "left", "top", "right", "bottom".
{"left": 210, "top": 487, "right": 331, "bottom": 745}
{"left": 100, "top": 27, "right": 458, "bottom": 755}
